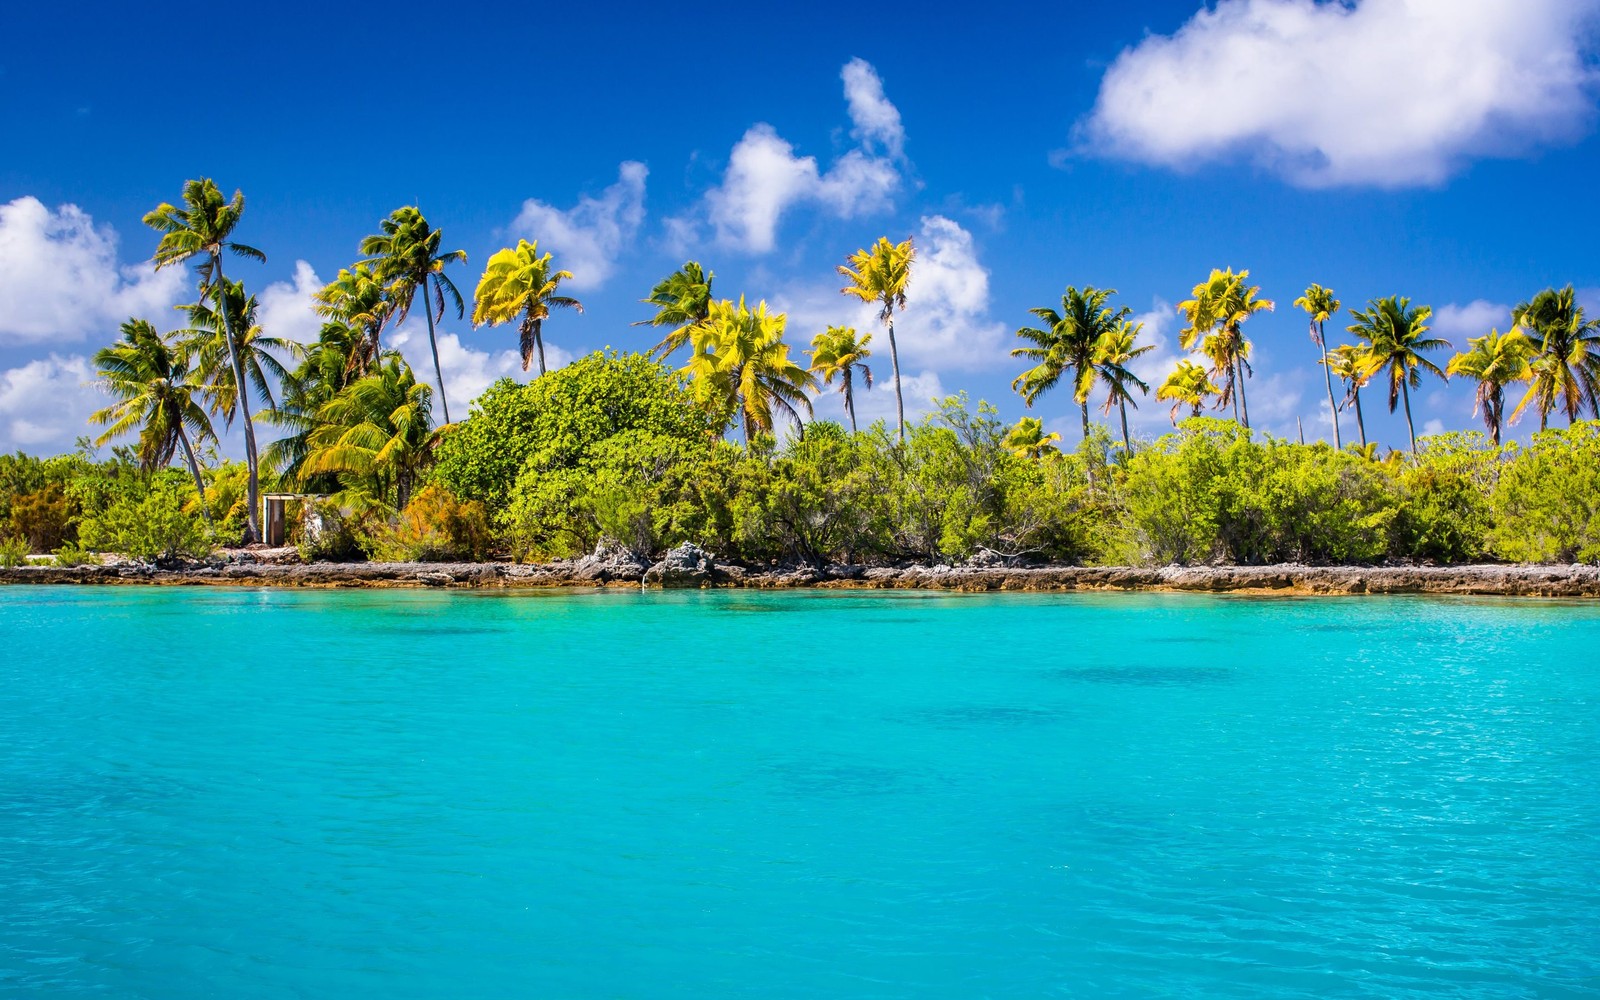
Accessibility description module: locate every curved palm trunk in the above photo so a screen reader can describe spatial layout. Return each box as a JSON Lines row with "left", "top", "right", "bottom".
{"left": 1318, "top": 324, "right": 1341, "bottom": 448}
{"left": 843, "top": 370, "right": 857, "bottom": 434}
{"left": 423, "top": 277, "right": 452, "bottom": 424}
{"left": 886, "top": 316, "right": 904, "bottom": 444}
{"left": 175, "top": 425, "right": 214, "bottom": 526}
{"left": 1352, "top": 388, "right": 1367, "bottom": 449}
{"left": 1117, "top": 397, "right": 1132, "bottom": 455}
{"left": 1401, "top": 379, "right": 1417, "bottom": 457}
{"left": 1235, "top": 354, "right": 1250, "bottom": 429}
{"left": 211, "top": 254, "right": 260, "bottom": 543}
{"left": 1488, "top": 386, "right": 1503, "bottom": 447}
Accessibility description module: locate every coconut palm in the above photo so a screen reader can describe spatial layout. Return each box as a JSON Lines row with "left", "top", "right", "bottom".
{"left": 1348, "top": 296, "right": 1449, "bottom": 457}
{"left": 89, "top": 319, "right": 217, "bottom": 515}
{"left": 1178, "top": 268, "right": 1274, "bottom": 427}
{"left": 807, "top": 326, "right": 874, "bottom": 432}
{"left": 1446, "top": 328, "right": 1535, "bottom": 446}
{"left": 839, "top": 237, "right": 915, "bottom": 443}
{"left": 1093, "top": 319, "right": 1153, "bottom": 454}
{"left": 302, "top": 356, "right": 438, "bottom": 508}
{"left": 314, "top": 264, "right": 391, "bottom": 376}
{"left": 143, "top": 178, "right": 266, "bottom": 540}
{"left": 636, "top": 261, "right": 715, "bottom": 360}
{"left": 1155, "top": 361, "right": 1219, "bottom": 424}
{"left": 1294, "top": 284, "right": 1343, "bottom": 448}
{"left": 1509, "top": 286, "right": 1600, "bottom": 429}
{"left": 472, "top": 240, "right": 582, "bottom": 376}
{"left": 1322, "top": 344, "right": 1372, "bottom": 450}
{"left": 360, "top": 207, "right": 467, "bottom": 424}
{"left": 176, "top": 278, "right": 293, "bottom": 436}
{"left": 681, "top": 297, "right": 818, "bottom": 444}
{"left": 1013, "top": 287, "right": 1131, "bottom": 441}
{"left": 1002, "top": 417, "right": 1062, "bottom": 459}
{"left": 261, "top": 320, "right": 365, "bottom": 485}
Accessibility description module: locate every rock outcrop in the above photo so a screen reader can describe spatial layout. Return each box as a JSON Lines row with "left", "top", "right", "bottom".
{"left": 571, "top": 540, "right": 650, "bottom": 583}
{"left": 643, "top": 543, "right": 718, "bottom": 588}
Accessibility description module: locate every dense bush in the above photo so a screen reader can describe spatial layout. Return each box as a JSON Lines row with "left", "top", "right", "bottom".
{"left": 1489, "top": 424, "right": 1600, "bottom": 563}
{"left": 78, "top": 481, "right": 212, "bottom": 563}
{"left": 371, "top": 485, "right": 495, "bottom": 562}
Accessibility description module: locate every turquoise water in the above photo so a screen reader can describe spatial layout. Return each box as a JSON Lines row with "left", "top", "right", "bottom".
{"left": 2, "top": 587, "right": 1598, "bottom": 999}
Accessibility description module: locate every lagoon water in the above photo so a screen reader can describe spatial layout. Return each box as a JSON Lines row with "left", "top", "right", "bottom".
{"left": 2, "top": 586, "right": 1598, "bottom": 999}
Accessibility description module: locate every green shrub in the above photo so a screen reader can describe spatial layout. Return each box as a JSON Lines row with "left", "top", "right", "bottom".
{"left": 52, "top": 541, "right": 96, "bottom": 567}
{"left": 0, "top": 535, "right": 28, "bottom": 567}
{"left": 1489, "top": 423, "right": 1600, "bottom": 563}
{"left": 78, "top": 482, "right": 212, "bottom": 564}
{"left": 8, "top": 482, "right": 74, "bottom": 551}
{"left": 370, "top": 485, "right": 495, "bottom": 562}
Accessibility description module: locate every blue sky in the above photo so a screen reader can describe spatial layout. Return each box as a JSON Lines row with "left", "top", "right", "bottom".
{"left": 2, "top": 0, "right": 1598, "bottom": 456}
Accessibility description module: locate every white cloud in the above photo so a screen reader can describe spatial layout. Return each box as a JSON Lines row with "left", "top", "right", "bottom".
{"left": 843, "top": 369, "right": 947, "bottom": 429}
{"left": 389, "top": 324, "right": 573, "bottom": 418}
{"left": 1081, "top": 0, "right": 1600, "bottom": 187}
{"left": 0, "top": 196, "right": 185, "bottom": 344}
{"left": 692, "top": 59, "right": 907, "bottom": 253}
{"left": 842, "top": 57, "right": 906, "bottom": 158}
{"left": 1422, "top": 418, "right": 1447, "bottom": 437}
{"left": 1433, "top": 299, "right": 1511, "bottom": 342}
{"left": 510, "top": 161, "right": 647, "bottom": 290}
{"left": 0, "top": 354, "right": 107, "bottom": 453}
{"left": 256, "top": 260, "right": 324, "bottom": 345}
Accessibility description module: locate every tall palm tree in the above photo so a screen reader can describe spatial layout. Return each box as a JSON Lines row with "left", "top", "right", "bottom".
{"left": 636, "top": 261, "right": 714, "bottom": 360}
{"left": 1294, "top": 284, "right": 1342, "bottom": 448}
{"left": 807, "top": 326, "right": 873, "bottom": 432}
{"left": 681, "top": 297, "right": 818, "bottom": 444}
{"left": 1509, "top": 285, "right": 1600, "bottom": 429}
{"left": 1093, "top": 319, "right": 1153, "bottom": 454}
{"left": 1012, "top": 286, "right": 1130, "bottom": 440}
{"left": 1178, "top": 268, "right": 1274, "bottom": 427}
{"left": 471, "top": 240, "right": 583, "bottom": 376}
{"left": 1001, "top": 417, "right": 1062, "bottom": 459}
{"left": 302, "top": 356, "right": 438, "bottom": 509}
{"left": 1323, "top": 344, "right": 1372, "bottom": 450}
{"left": 143, "top": 178, "right": 266, "bottom": 540}
{"left": 177, "top": 278, "right": 293, "bottom": 449}
{"left": 360, "top": 207, "right": 467, "bottom": 424}
{"left": 89, "top": 319, "right": 217, "bottom": 516}
{"left": 314, "top": 264, "right": 391, "bottom": 376}
{"left": 1348, "top": 296, "right": 1449, "bottom": 457}
{"left": 1446, "top": 328, "right": 1535, "bottom": 446}
{"left": 839, "top": 237, "right": 914, "bottom": 443}
{"left": 1155, "top": 361, "right": 1218, "bottom": 424}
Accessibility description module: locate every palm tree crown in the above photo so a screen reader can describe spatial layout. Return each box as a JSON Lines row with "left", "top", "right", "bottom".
{"left": 472, "top": 239, "right": 583, "bottom": 376}
{"left": 1178, "top": 268, "right": 1273, "bottom": 427}
{"left": 807, "top": 326, "right": 874, "bottom": 433}
{"left": 1012, "top": 286, "right": 1129, "bottom": 441}
{"left": 302, "top": 356, "right": 438, "bottom": 509}
{"left": 1093, "top": 319, "right": 1154, "bottom": 454}
{"left": 314, "top": 264, "right": 391, "bottom": 377}
{"left": 1156, "top": 361, "right": 1219, "bottom": 425}
{"left": 1446, "top": 328, "right": 1535, "bottom": 446}
{"left": 360, "top": 206, "right": 467, "bottom": 424}
{"left": 1347, "top": 295, "right": 1449, "bottom": 456}
{"left": 636, "top": 262, "right": 715, "bottom": 360}
{"left": 681, "top": 297, "right": 818, "bottom": 444}
{"left": 1002, "top": 417, "right": 1062, "bottom": 459}
{"left": 839, "top": 237, "right": 914, "bottom": 443}
{"left": 1510, "top": 285, "right": 1600, "bottom": 429}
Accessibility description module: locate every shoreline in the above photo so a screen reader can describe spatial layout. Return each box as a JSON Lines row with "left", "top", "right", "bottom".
{"left": 3, "top": 559, "right": 1599, "bottom": 598}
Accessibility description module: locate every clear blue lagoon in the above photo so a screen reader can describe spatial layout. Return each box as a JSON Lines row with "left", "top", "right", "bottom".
{"left": 2, "top": 586, "right": 1597, "bottom": 998}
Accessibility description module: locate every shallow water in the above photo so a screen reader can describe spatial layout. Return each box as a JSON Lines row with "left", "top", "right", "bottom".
{"left": 2, "top": 586, "right": 1598, "bottom": 998}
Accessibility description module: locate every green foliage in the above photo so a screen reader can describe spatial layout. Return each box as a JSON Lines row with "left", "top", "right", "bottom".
{"left": 78, "top": 481, "right": 212, "bottom": 564}
{"left": 8, "top": 482, "right": 74, "bottom": 551}
{"left": 0, "top": 535, "right": 28, "bottom": 567}
{"left": 52, "top": 541, "right": 96, "bottom": 567}
{"left": 296, "top": 494, "right": 391, "bottom": 563}
{"left": 1489, "top": 424, "right": 1600, "bottom": 563}
{"left": 370, "top": 485, "right": 494, "bottom": 562}
{"left": 1388, "top": 433, "right": 1496, "bottom": 562}
{"left": 431, "top": 351, "right": 712, "bottom": 512}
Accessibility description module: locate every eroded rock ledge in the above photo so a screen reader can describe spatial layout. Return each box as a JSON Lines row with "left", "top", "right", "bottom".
{"left": 3, "top": 557, "right": 1598, "bottom": 597}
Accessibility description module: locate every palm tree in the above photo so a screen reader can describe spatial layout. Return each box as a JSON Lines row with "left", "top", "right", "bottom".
{"left": 839, "top": 237, "right": 915, "bottom": 443}
{"left": 262, "top": 320, "right": 365, "bottom": 484}
{"left": 1348, "top": 296, "right": 1449, "bottom": 456}
{"left": 471, "top": 239, "right": 583, "bottom": 376}
{"left": 636, "top": 261, "right": 714, "bottom": 360}
{"left": 1178, "top": 268, "right": 1274, "bottom": 427}
{"left": 143, "top": 178, "right": 266, "bottom": 540}
{"left": 360, "top": 207, "right": 467, "bottom": 424}
{"left": 1012, "top": 286, "right": 1130, "bottom": 441}
{"left": 302, "top": 356, "right": 438, "bottom": 508}
{"left": 1509, "top": 286, "right": 1600, "bottom": 429}
{"left": 89, "top": 319, "right": 217, "bottom": 516}
{"left": 1002, "top": 417, "right": 1062, "bottom": 459}
{"left": 681, "top": 297, "right": 818, "bottom": 444}
{"left": 314, "top": 264, "right": 391, "bottom": 376}
{"left": 177, "top": 278, "right": 293, "bottom": 450}
{"left": 1155, "top": 361, "right": 1218, "bottom": 424}
{"left": 1446, "top": 328, "right": 1535, "bottom": 446}
{"left": 1294, "top": 284, "right": 1342, "bottom": 448}
{"left": 1322, "top": 344, "right": 1372, "bottom": 450}
{"left": 807, "top": 326, "right": 874, "bottom": 432}
{"left": 1093, "top": 319, "right": 1153, "bottom": 454}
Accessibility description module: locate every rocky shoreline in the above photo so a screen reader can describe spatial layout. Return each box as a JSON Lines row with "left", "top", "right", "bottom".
{"left": 2, "top": 542, "right": 1598, "bottom": 597}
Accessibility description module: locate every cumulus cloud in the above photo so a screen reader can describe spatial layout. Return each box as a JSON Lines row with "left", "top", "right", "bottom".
{"left": 510, "top": 161, "right": 647, "bottom": 290}
{"left": 690, "top": 59, "right": 907, "bottom": 253}
{"left": 1432, "top": 299, "right": 1511, "bottom": 342}
{"left": 0, "top": 354, "right": 107, "bottom": 453}
{"left": 256, "top": 260, "right": 325, "bottom": 345}
{"left": 1081, "top": 0, "right": 1600, "bottom": 187}
{"left": 0, "top": 196, "right": 185, "bottom": 344}
{"left": 389, "top": 325, "right": 573, "bottom": 416}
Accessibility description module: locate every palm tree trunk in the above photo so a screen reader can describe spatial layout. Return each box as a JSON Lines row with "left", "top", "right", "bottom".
{"left": 175, "top": 425, "right": 214, "bottom": 525}
{"left": 211, "top": 254, "right": 260, "bottom": 544}
{"left": 1489, "top": 388, "right": 1503, "bottom": 447}
{"left": 534, "top": 317, "right": 548, "bottom": 377}
{"left": 886, "top": 315, "right": 904, "bottom": 444}
{"left": 1079, "top": 399, "right": 1090, "bottom": 442}
{"left": 1118, "top": 397, "right": 1131, "bottom": 455}
{"left": 844, "top": 371, "right": 857, "bottom": 434}
{"left": 1318, "top": 325, "right": 1341, "bottom": 448}
{"left": 423, "top": 277, "right": 452, "bottom": 424}
{"left": 1353, "top": 388, "right": 1367, "bottom": 448}
{"left": 1235, "top": 354, "right": 1250, "bottom": 429}
{"left": 1402, "top": 379, "right": 1417, "bottom": 457}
